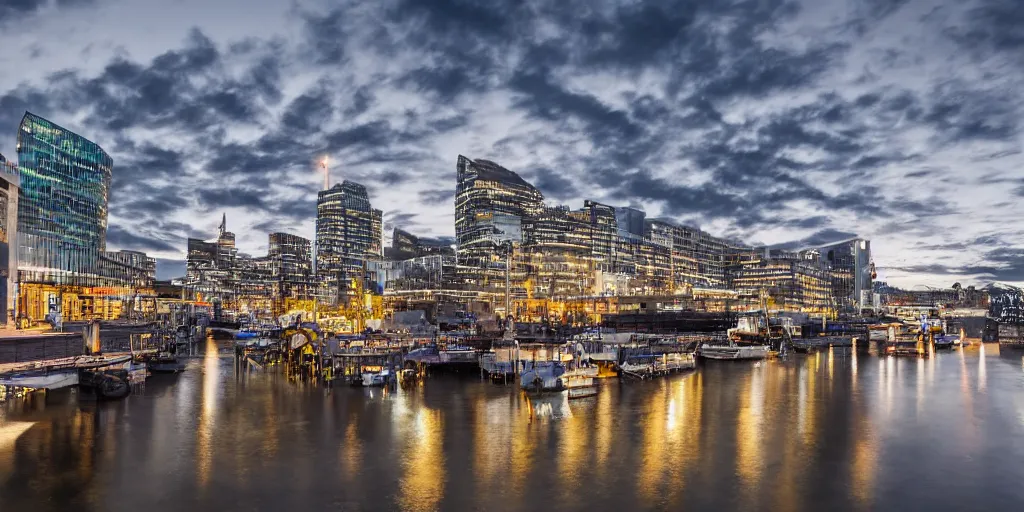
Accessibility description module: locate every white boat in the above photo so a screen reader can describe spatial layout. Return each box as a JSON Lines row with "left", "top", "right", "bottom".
{"left": 361, "top": 368, "right": 391, "bottom": 387}
{"left": 662, "top": 352, "right": 696, "bottom": 371}
{"left": 0, "top": 371, "right": 79, "bottom": 389}
{"left": 700, "top": 343, "right": 770, "bottom": 361}
{"left": 521, "top": 363, "right": 598, "bottom": 399}
{"left": 562, "top": 367, "right": 598, "bottom": 399}
{"left": 619, "top": 360, "right": 654, "bottom": 374}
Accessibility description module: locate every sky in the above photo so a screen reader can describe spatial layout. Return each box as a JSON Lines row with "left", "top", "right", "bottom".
{"left": 0, "top": 0, "right": 1021, "bottom": 287}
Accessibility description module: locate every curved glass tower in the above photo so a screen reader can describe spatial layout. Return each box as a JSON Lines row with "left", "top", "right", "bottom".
{"left": 17, "top": 112, "right": 112, "bottom": 283}
{"left": 454, "top": 155, "right": 542, "bottom": 272}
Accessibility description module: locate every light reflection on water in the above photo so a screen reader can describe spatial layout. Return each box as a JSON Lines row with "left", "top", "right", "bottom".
{"left": 1, "top": 342, "right": 1023, "bottom": 511}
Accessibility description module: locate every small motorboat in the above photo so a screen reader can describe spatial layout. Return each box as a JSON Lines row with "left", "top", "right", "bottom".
{"left": 139, "top": 350, "right": 186, "bottom": 374}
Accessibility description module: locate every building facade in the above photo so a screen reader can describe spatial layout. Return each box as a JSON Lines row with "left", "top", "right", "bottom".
{"left": 730, "top": 251, "right": 831, "bottom": 313}
{"left": 0, "top": 153, "right": 19, "bottom": 323}
{"left": 268, "top": 232, "right": 313, "bottom": 304}
{"left": 455, "top": 156, "right": 543, "bottom": 278}
{"left": 370, "top": 208, "right": 383, "bottom": 258}
{"left": 316, "top": 180, "right": 378, "bottom": 304}
{"left": 812, "top": 238, "right": 873, "bottom": 313}
{"left": 16, "top": 112, "right": 112, "bottom": 285}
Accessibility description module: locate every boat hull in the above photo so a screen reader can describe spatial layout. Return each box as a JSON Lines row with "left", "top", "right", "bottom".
{"left": 700, "top": 345, "right": 769, "bottom": 361}
{"left": 0, "top": 371, "right": 78, "bottom": 389}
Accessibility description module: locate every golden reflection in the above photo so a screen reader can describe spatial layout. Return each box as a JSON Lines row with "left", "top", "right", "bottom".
{"left": 799, "top": 357, "right": 816, "bottom": 443}
{"left": 77, "top": 410, "right": 96, "bottom": 484}
{"left": 507, "top": 394, "right": 534, "bottom": 500}
{"left": 341, "top": 421, "right": 362, "bottom": 481}
{"left": 916, "top": 354, "right": 925, "bottom": 417}
{"left": 828, "top": 346, "right": 834, "bottom": 382}
{"left": 978, "top": 343, "right": 987, "bottom": 392}
{"left": 850, "top": 436, "right": 877, "bottom": 508}
{"left": 736, "top": 366, "right": 765, "bottom": 495}
{"left": 558, "top": 393, "right": 590, "bottom": 509}
{"left": 673, "top": 374, "right": 703, "bottom": 503}
{"left": 883, "top": 357, "right": 895, "bottom": 418}
{"left": 637, "top": 381, "right": 669, "bottom": 508}
{"left": 399, "top": 408, "right": 445, "bottom": 512}
{"left": 594, "top": 383, "right": 613, "bottom": 471}
{"left": 927, "top": 341, "right": 936, "bottom": 389}
{"left": 473, "top": 393, "right": 515, "bottom": 491}
{"left": 0, "top": 421, "right": 35, "bottom": 482}
{"left": 197, "top": 336, "right": 220, "bottom": 489}
{"left": 851, "top": 342, "right": 859, "bottom": 391}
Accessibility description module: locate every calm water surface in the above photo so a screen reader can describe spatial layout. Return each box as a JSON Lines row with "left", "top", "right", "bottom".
{"left": 2, "top": 339, "right": 1024, "bottom": 511}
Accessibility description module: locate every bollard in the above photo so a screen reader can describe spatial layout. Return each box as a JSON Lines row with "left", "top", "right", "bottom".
{"left": 90, "top": 321, "right": 101, "bottom": 354}
{"left": 82, "top": 322, "right": 92, "bottom": 355}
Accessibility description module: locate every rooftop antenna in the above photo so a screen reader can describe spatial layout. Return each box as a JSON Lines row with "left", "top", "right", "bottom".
{"left": 320, "top": 156, "right": 330, "bottom": 190}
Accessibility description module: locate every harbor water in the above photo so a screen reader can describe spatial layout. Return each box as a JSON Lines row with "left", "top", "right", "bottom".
{"left": 2, "top": 338, "right": 1024, "bottom": 511}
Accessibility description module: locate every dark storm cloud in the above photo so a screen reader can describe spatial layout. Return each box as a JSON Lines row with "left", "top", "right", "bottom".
{"left": 923, "top": 79, "right": 1018, "bottom": 143}
{"left": 418, "top": 188, "right": 453, "bottom": 205}
{"left": 196, "top": 188, "right": 267, "bottom": 211}
{"left": 524, "top": 168, "right": 578, "bottom": 202}
{"left": 509, "top": 70, "right": 643, "bottom": 145}
{"left": 775, "top": 229, "right": 861, "bottom": 250}
{"left": 947, "top": 0, "right": 1024, "bottom": 57}
{"left": 383, "top": 211, "right": 418, "bottom": 231}
{"left": 106, "top": 224, "right": 179, "bottom": 253}
{"left": 894, "top": 247, "right": 1024, "bottom": 283}
{"left": 0, "top": 0, "right": 95, "bottom": 24}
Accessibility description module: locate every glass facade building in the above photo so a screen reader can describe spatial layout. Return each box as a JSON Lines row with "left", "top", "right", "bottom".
{"left": 814, "top": 238, "right": 873, "bottom": 314}
{"left": 316, "top": 180, "right": 378, "bottom": 304}
{"left": 269, "top": 232, "right": 313, "bottom": 302}
{"left": 454, "top": 155, "right": 543, "bottom": 293}
{"left": 16, "top": 112, "right": 112, "bottom": 285}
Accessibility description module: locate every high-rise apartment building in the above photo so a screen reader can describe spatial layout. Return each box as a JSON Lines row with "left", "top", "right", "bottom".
{"left": 16, "top": 112, "right": 112, "bottom": 284}
{"left": 316, "top": 180, "right": 378, "bottom": 304}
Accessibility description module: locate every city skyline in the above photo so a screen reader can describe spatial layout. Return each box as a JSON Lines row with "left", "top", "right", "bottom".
{"left": 1, "top": 0, "right": 1021, "bottom": 287}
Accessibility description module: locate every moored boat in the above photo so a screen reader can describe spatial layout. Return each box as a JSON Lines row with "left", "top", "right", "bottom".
{"left": 699, "top": 343, "right": 770, "bottom": 361}
{"left": 520, "top": 362, "right": 598, "bottom": 399}
{"left": 361, "top": 368, "right": 391, "bottom": 387}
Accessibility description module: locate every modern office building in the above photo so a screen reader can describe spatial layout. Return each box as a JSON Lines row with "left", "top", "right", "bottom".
{"left": 730, "top": 250, "right": 831, "bottom": 313}
{"left": 454, "top": 155, "right": 543, "bottom": 276}
{"left": 316, "top": 180, "right": 378, "bottom": 304}
{"left": 97, "top": 250, "right": 156, "bottom": 289}
{"left": 0, "top": 153, "right": 19, "bottom": 324}
{"left": 16, "top": 112, "right": 112, "bottom": 284}
{"left": 11, "top": 113, "right": 157, "bottom": 322}
{"left": 186, "top": 220, "right": 308, "bottom": 318}
{"left": 268, "top": 232, "right": 313, "bottom": 303}
{"left": 370, "top": 208, "right": 383, "bottom": 258}
{"left": 389, "top": 228, "right": 454, "bottom": 261}
{"left": 185, "top": 215, "right": 238, "bottom": 300}
{"left": 810, "top": 238, "right": 873, "bottom": 313}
